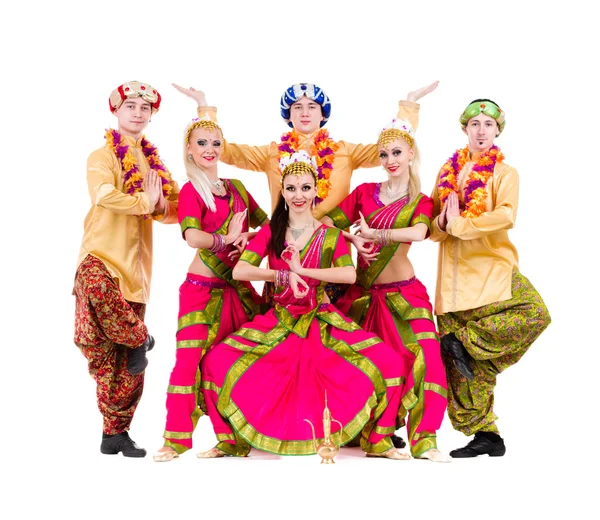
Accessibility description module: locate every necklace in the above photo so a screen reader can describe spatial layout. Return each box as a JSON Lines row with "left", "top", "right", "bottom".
{"left": 210, "top": 178, "right": 224, "bottom": 190}
{"left": 437, "top": 145, "right": 504, "bottom": 217}
{"left": 386, "top": 182, "right": 409, "bottom": 199}
{"left": 288, "top": 221, "right": 314, "bottom": 241}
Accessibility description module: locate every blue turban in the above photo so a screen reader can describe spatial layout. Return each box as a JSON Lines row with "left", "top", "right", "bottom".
{"left": 280, "top": 83, "right": 331, "bottom": 128}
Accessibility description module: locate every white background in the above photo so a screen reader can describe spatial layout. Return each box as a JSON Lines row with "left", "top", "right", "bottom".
{"left": 1, "top": 1, "right": 597, "bottom": 518}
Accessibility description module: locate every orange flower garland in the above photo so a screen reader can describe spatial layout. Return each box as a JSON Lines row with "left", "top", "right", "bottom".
{"left": 278, "top": 129, "right": 339, "bottom": 204}
{"left": 437, "top": 145, "right": 504, "bottom": 218}
{"left": 106, "top": 129, "right": 174, "bottom": 199}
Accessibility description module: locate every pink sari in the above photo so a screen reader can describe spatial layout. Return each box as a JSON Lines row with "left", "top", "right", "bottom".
{"left": 162, "top": 180, "right": 267, "bottom": 454}
{"left": 332, "top": 184, "right": 448, "bottom": 457}
{"left": 201, "top": 224, "right": 404, "bottom": 456}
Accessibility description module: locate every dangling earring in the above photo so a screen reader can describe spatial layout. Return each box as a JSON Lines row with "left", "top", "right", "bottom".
{"left": 284, "top": 201, "right": 288, "bottom": 211}
{"left": 409, "top": 160, "right": 413, "bottom": 166}
{"left": 188, "top": 154, "right": 193, "bottom": 161}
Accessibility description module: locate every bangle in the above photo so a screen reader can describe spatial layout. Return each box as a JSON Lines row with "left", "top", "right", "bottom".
{"left": 375, "top": 228, "right": 392, "bottom": 246}
{"left": 275, "top": 269, "right": 290, "bottom": 288}
{"left": 208, "top": 233, "right": 226, "bottom": 253}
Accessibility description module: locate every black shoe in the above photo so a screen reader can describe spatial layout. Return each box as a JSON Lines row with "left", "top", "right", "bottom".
{"left": 391, "top": 434, "right": 407, "bottom": 449}
{"left": 100, "top": 432, "right": 147, "bottom": 458}
{"left": 449, "top": 433, "right": 506, "bottom": 458}
{"left": 440, "top": 333, "right": 475, "bottom": 380}
{"left": 127, "top": 335, "right": 155, "bottom": 375}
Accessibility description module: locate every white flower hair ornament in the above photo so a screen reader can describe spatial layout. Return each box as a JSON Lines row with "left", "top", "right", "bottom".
{"left": 279, "top": 151, "right": 319, "bottom": 184}
{"left": 384, "top": 118, "right": 414, "bottom": 136}
{"left": 279, "top": 150, "right": 318, "bottom": 173}
{"left": 377, "top": 118, "right": 415, "bottom": 148}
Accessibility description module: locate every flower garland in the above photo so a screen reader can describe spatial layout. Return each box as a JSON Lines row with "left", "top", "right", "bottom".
{"left": 437, "top": 145, "right": 504, "bottom": 218}
{"left": 278, "top": 129, "right": 339, "bottom": 204}
{"left": 105, "top": 129, "right": 174, "bottom": 200}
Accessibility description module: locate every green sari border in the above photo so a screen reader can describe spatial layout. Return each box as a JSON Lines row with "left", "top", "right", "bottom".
{"left": 357, "top": 195, "right": 423, "bottom": 290}
{"left": 180, "top": 216, "right": 201, "bottom": 235}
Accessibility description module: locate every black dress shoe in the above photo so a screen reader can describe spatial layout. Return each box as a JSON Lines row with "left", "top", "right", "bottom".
{"left": 100, "top": 432, "right": 147, "bottom": 458}
{"left": 127, "top": 335, "right": 155, "bottom": 376}
{"left": 440, "top": 333, "right": 475, "bottom": 380}
{"left": 391, "top": 434, "right": 407, "bottom": 449}
{"left": 449, "top": 434, "right": 506, "bottom": 458}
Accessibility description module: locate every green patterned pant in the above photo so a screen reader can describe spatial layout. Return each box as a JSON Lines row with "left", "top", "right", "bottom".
{"left": 437, "top": 270, "right": 551, "bottom": 436}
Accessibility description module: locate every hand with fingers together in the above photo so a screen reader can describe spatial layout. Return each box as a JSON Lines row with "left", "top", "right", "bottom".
{"left": 406, "top": 81, "right": 439, "bottom": 103}
{"left": 143, "top": 169, "right": 162, "bottom": 210}
{"left": 445, "top": 192, "right": 461, "bottom": 229}
{"left": 225, "top": 209, "right": 247, "bottom": 245}
{"left": 172, "top": 84, "right": 207, "bottom": 107}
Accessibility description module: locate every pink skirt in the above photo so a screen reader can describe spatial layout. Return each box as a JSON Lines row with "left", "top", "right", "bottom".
{"left": 201, "top": 303, "right": 405, "bottom": 456}
{"left": 162, "top": 273, "right": 257, "bottom": 453}
{"left": 337, "top": 278, "right": 447, "bottom": 457}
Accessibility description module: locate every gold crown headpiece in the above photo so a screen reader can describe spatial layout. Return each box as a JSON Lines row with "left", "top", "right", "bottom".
{"left": 185, "top": 118, "right": 223, "bottom": 144}
{"left": 279, "top": 151, "right": 318, "bottom": 185}
{"left": 377, "top": 118, "right": 415, "bottom": 149}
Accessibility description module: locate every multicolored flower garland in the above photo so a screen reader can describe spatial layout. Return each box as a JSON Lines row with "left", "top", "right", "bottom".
{"left": 437, "top": 145, "right": 504, "bottom": 218}
{"left": 278, "top": 129, "right": 339, "bottom": 204}
{"left": 105, "top": 129, "right": 174, "bottom": 203}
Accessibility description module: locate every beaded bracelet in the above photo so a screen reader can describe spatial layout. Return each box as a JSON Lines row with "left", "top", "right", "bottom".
{"left": 209, "top": 233, "right": 227, "bottom": 253}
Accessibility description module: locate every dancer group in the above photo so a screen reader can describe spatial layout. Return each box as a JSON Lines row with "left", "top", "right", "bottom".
{"left": 73, "top": 80, "right": 551, "bottom": 463}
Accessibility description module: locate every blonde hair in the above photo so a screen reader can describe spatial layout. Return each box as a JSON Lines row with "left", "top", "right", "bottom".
{"left": 183, "top": 120, "right": 224, "bottom": 213}
{"left": 407, "top": 144, "right": 421, "bottom": 203}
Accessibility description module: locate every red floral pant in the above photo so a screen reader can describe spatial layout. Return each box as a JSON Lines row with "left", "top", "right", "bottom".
{"left": 74, "top": 255, "right": 148, "bottom": 435}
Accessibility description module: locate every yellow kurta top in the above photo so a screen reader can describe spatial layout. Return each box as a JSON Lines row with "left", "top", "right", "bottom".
{"left": 77, "top": 135, "right": 180, "bottom": 303}
{"left": 430, "top": 154, "right": 519, "bottom": 315}
{"left": 197, "top": 101, "right": 420, "bottom": 219}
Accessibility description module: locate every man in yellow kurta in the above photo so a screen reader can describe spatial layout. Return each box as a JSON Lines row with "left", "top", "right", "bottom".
{"left": 430, "top": 99, "right": 551, "bottom": 458}
{"left": 74, "top": 81, "right": 180, "bottom": 457}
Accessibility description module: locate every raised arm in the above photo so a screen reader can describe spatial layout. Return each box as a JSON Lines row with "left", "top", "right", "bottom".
{"left": 347, "top": 81, "right": 438, "bottom": 169}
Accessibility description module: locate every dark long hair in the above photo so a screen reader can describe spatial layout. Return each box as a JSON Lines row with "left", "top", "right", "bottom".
{"left": 269, "top": 193, "right": 289, "bottom": 257}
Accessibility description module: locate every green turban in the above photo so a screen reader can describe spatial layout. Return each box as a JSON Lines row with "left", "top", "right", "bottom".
{"left": 460, "top": 99, "right": 505, "bottom": 134}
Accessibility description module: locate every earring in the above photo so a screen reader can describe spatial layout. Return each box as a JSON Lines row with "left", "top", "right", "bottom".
{"left": 284, "top": 201, "right": 288, "bottom": 211}
{"left": 188, "top": 154, "right": 193, "bottom": 161}
{"left": 409, "top": 160, "right": 413, "bottom": 166}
